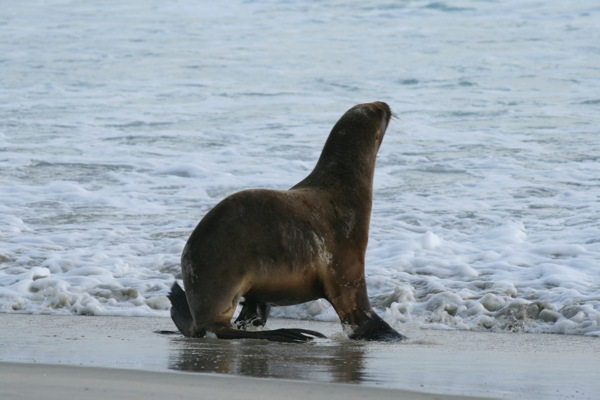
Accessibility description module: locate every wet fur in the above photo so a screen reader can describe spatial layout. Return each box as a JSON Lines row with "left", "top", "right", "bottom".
{"left": 169, "top": 102, "right": 406, "bottom": 343}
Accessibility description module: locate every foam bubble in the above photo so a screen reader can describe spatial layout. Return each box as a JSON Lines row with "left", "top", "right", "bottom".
{"left": 421, "top": 231, "right": 442, "bottom": 250}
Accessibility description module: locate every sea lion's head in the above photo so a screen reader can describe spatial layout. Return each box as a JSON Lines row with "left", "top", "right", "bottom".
{"left": 323, "top": 101, "right": 393, "bottom": 162}
{"left": 294, "top": 101, "right": 394, "bottom": 189}
{"left": 346, "top": 101, "right": 393, "bottom": 150}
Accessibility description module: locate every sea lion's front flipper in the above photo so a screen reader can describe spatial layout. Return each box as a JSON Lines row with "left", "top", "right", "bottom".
{"left": 349, "top": 311, "right": 407, "bottom": 342}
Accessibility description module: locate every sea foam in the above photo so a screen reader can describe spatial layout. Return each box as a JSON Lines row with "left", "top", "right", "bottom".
{"left": 1, "top": 0, "right": 599, "bottom": 337}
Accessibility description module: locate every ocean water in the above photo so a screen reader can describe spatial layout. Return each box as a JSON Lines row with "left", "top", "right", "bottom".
{"left": 1, "top": 0, "right": 599, "bottom": 337}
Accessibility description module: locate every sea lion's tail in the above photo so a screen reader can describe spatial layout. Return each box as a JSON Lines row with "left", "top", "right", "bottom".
{"left": 168, "top": 282, "right": 194, "bottom": 337}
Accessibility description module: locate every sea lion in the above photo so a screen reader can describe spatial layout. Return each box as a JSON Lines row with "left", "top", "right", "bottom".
{"left": 169, "top": 101, "right": 406, "bottom": 343}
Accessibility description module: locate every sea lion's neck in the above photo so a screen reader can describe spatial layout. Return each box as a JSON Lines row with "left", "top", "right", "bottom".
{"left": 293, "top": 156, "right": 375, "bottom": 195}
{"left": 292, "top": 135, "right": 378, "bottom": 199}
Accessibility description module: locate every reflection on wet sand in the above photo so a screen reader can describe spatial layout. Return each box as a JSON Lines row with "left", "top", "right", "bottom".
{"left": 168, "top": 337, "right": 368, "bottom": 384}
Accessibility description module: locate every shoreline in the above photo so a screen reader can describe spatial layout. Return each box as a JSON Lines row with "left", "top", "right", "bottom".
{"left": 1, "top": 361, "right": 485, "bottom": 400}
{"left": 1, "top": 313, "right": 599, "bottom": 399}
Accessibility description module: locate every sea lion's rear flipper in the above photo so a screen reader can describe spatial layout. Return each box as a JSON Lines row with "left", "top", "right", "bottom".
{"left": 168, "top": 282, "right": 194, "bottom": 337}
{"left": 215, "top": 327, "right": 326, "bottom": 343}
{"left": 169, "top": 282, "right": 324, "bottom": 342}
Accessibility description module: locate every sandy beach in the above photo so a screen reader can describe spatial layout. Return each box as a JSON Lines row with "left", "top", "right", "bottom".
{"left": 2, "top": 2, "right": 600, "bottom": 400}
{"left": 1, "top": 314, "right": 598, "bottom": 400}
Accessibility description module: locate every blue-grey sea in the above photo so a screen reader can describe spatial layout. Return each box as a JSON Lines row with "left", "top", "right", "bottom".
{"left": 1, "top": 0, "right": 599, "bottom": 336}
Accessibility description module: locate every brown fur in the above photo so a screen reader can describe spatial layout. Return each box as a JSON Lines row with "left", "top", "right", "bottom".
{"left": 170, "top": 101, "right": 405, "bottom": 342}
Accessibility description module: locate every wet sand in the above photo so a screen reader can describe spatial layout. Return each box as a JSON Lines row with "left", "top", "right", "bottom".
{"left": 1, "top": 314, "right": 598, "bottom": 399}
